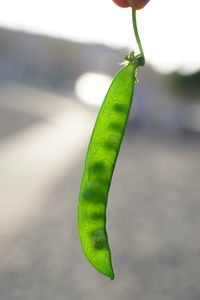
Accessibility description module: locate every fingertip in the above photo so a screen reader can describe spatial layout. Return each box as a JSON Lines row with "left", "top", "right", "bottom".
{"left": 112, "top": 0, "right": 130, "bottom": 8}
{"left": 127, "top": 0, "right": 150, "bottom": 10}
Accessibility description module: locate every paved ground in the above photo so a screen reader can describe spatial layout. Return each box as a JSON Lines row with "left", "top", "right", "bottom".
{"left": 0, "top": 82, "right": 200, "bottom": 300}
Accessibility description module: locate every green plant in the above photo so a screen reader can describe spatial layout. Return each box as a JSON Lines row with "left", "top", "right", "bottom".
{"left": 78, "top": 9, "right": 145, "bottom": 279}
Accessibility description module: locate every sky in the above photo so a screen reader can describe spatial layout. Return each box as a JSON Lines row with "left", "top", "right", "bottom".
{"left": 0, "top": 0, "right": 199, "bottom": 74}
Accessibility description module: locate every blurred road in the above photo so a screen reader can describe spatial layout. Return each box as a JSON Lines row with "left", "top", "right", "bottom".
{"left": 0, "top": 82, "right": 94, "bottom": 255}
{"left": 0, "top": 82, "right": 200, "bottom": 300}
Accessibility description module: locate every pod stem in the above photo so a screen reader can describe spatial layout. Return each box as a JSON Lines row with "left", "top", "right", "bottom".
{"left": 132, "top": 9, "right": 145, "bottom": 66}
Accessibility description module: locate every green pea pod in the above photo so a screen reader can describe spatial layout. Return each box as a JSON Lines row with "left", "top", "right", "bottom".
{"left": 78, "top": 9, "right": 145, "bottom": 279}
{"left": 78, "top": 63, "right": 137, "bottom": 279}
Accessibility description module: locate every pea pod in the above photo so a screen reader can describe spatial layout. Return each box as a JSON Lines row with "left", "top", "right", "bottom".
{"left": 78, "top": 62, "right": 138, "bottom": 279}
{"left": 78, "top": 9, "right": 145, "bottom": 279}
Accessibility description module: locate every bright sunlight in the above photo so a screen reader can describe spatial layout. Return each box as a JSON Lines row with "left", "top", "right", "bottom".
{"left": 0, "top": 0, "right": 199, "bottom": 73}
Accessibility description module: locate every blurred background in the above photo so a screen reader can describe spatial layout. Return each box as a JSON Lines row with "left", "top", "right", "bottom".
{"left": 0, "top": 0, "right": 200, "bottom": 299}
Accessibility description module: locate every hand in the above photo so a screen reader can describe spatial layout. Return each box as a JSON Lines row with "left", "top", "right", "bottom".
{"left": 112, "top": 0, "right": 150, "bottom": 10}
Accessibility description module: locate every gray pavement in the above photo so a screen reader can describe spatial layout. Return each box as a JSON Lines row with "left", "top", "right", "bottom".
{"left": 0, "top": 82, "right": 94, "bottom": 254}
{"left": 0, "top": 82, "right": 200, "bottom": 300}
